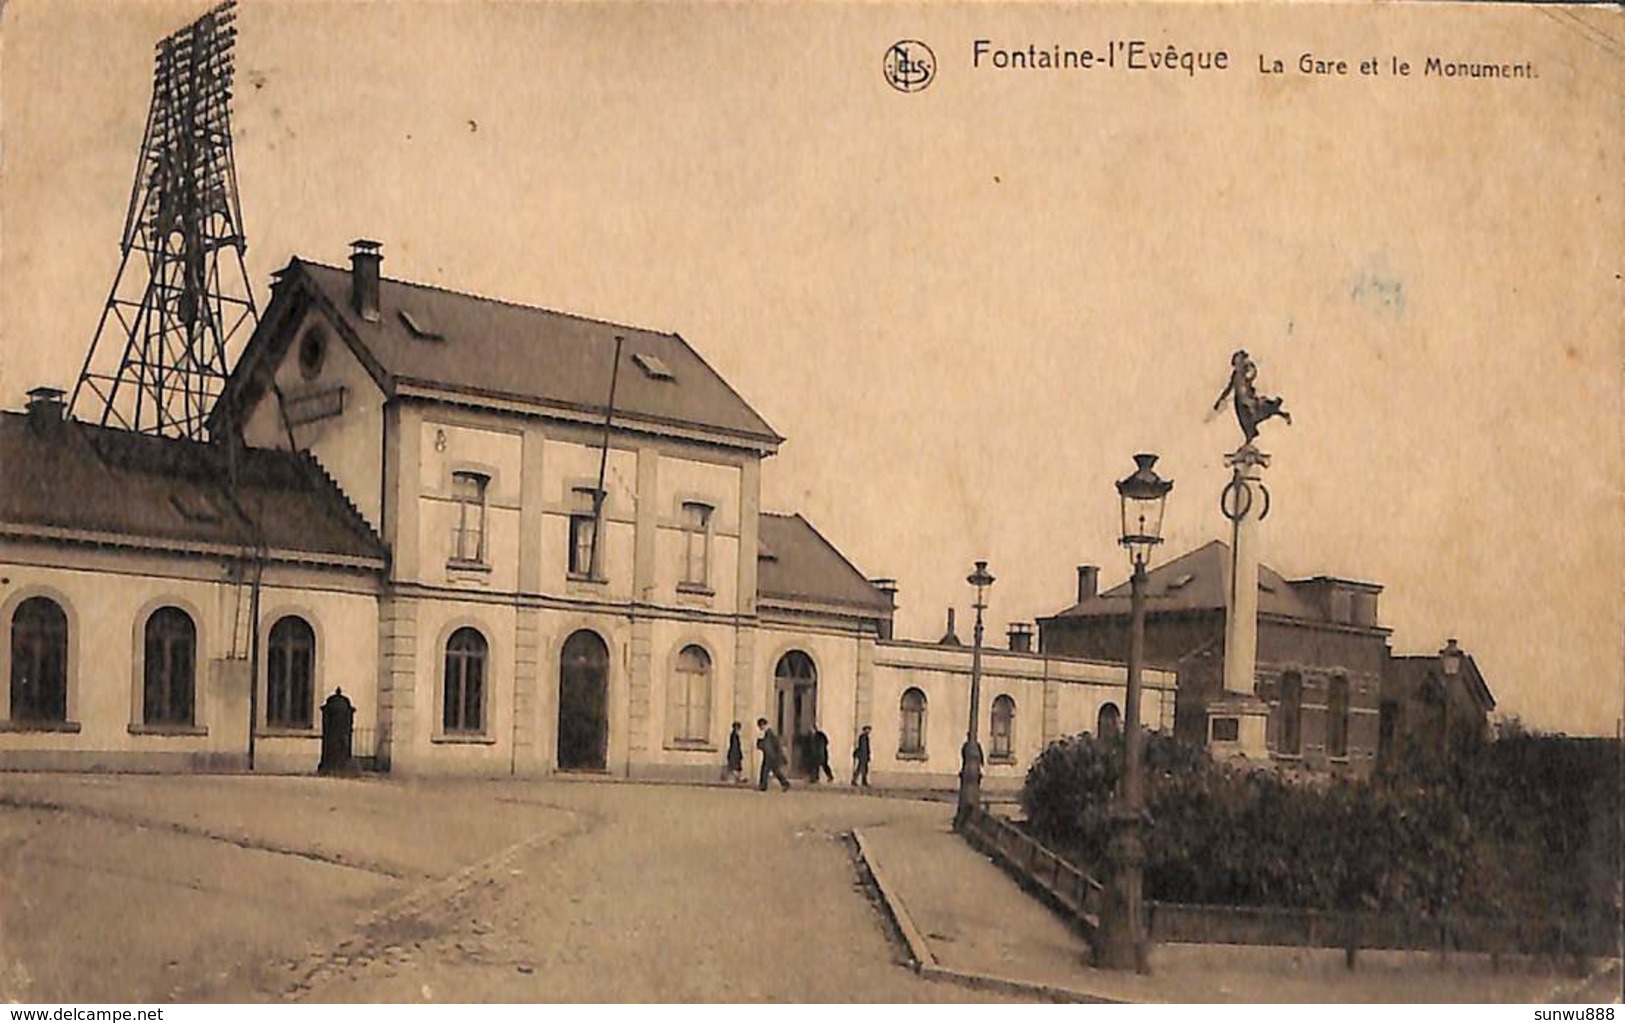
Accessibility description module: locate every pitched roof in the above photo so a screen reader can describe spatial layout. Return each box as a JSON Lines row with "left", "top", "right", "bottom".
{"left": 1388, "top": 653, "right": 1497, "bottom": 712}
{"left": 0, "top": 411, "right": 386, "bottom": 565}
{"left": 1043, "top": 540, "right": 1324, "bottom": 621}
{"left": 757, "top": 513, "right": 892, "bottom": 613}
{"left": 231, "top": 259, "right": 781, "bottom": 448}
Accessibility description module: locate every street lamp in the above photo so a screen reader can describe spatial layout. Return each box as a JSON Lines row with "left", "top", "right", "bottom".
{"left": 955, "top": 560, "right": 996, "bottom": 829}
{"left": 1098, "top": 453, "right": 1173, "bottom": 973}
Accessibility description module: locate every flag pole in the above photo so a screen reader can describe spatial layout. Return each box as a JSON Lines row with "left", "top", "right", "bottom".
{"left": 589, "top": 335, "right": 625, "bottom": 580}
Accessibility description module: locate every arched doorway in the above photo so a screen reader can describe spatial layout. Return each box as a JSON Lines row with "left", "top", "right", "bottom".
{"left": 558, "top": 630, "right": 609, "bottom": 771}
{"left": 773, "top": 651, "right": 817, "bottom": 777}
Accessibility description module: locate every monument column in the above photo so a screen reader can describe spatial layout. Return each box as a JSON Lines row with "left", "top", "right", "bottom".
{"left": 1208, "top": 446, "right": 1274, "bottom": 761}
{"left": 1206, "top": 347, "right": 1292, "bottom": 763}
{"left": 1222, "top": 445, "right": 1267, "bottom": 697}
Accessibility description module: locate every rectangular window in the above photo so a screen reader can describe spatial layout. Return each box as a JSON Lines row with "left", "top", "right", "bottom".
{"left": 450, "top": 472, "right": 489, "bottom": 564}
{"left": 568, "top": 487, "right": 603, "bottom": 579}
{"left": 1327, "top": 677, "right": 1351, "bottom": 758}
{"left": 1277, "top": 672, "right": 1303, "bottom": 756}
{"left": 1210, "top": 717, "right": 1240, "bottom": 742}
{"left": 680, "top": 502, "right": 713, "bottom": 589}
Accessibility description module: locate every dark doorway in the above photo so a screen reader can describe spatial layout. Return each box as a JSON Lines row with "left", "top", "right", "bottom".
{"left": 558, "top": 630, "right": 609, "bottom": 771}
{"left": 773, "top": 651, "right": 817, "bottom": 776}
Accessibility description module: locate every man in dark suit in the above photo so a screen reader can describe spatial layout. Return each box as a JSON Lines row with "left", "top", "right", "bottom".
{"left": 811, "top": 729, "right": 834, "bottom": 783}
{"left": 851, "top": 724, "right": 872, "bottom": 787}
{"left": 756, "top": 717, "right": 791, "bottom": 792}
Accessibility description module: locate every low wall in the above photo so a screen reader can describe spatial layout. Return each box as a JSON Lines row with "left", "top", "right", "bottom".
{"left": 1148, "top": 901, "right": 1620, "bottom": 960}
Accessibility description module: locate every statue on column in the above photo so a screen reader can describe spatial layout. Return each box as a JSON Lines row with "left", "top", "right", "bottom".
{"left": 1213, "top": 349, "right": 1291, "bottom": 445}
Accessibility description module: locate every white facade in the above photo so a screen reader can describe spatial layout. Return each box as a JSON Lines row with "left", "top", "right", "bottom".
{"left": 2, "top": 255, "right": 1170, "bottom": 783}
{"left": 0, "top": 536, "right": 379, "bottom": 774}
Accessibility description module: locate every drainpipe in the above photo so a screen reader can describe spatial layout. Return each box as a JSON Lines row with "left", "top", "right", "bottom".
{"left": 246, "top": 547, "right": 264, "bottom": 771}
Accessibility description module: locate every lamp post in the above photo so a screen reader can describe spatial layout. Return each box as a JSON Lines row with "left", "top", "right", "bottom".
{"left": 1098, "top": 453, "right": 1173, "bottom": 973}
{"left": 955, "top": 560, "right": 995, "bottom": 829}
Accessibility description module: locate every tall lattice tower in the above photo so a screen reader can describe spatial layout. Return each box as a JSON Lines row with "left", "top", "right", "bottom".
{"left": 70, "top": 0, "right": 256, "bottom": 440}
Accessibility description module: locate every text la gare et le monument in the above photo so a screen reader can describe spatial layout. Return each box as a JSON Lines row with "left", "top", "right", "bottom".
{"left": 970, "top": 39, "right": 1538, "bottom": 80}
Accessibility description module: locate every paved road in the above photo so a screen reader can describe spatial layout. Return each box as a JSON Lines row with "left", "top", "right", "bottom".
{"left": 0, "top": 774, "right": 1017, "bottom": 1003}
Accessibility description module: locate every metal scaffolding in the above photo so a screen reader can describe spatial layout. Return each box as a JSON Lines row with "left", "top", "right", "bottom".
{"left": 70, "top": 0, "right": 257, "bottom": 440}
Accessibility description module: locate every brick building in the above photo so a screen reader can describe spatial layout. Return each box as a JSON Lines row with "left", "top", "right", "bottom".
{"left": 1038, "top": 541, "right": 1391, "bottom": 776}
{"left": 1381, "top": 639, "right": 1496, "bottom": 766}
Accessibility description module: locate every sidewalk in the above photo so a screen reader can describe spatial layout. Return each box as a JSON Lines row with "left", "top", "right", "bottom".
{"left": 854, "top": 812, "right": 1624, "bottom": 1004}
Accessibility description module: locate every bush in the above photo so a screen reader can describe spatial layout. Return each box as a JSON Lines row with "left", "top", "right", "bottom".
{"left": 1021, "top": 731, "right": 1483, "bottom": 915}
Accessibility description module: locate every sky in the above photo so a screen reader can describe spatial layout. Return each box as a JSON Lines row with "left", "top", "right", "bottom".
{"left": 2, "top": 1, "right": 1621, "bottom": 734}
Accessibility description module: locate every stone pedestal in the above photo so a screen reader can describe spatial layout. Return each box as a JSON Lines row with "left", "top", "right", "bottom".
{"left": 1212, "top": 444, "right": 1272, "bottom": 762}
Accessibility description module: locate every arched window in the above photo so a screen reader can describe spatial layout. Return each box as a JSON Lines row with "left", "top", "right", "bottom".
{"left": 1327, "top": 676, "right": 1350, "bottom": 758}
{"left": 990, "top": 694, "right": 1016, "bottom": 761}
{"left": 668, "top": 645, "right": 712, "bottom": 745}
{"left": 144, "top": 607, "right": 196, "bottom": 727}
{"left": 1278, "top": 671, "right": 1303, "bottom": 756}
{"left": 443, "top": 627, "right": 488, "bottom": 734}
{"left": 899, "top": 687, "right": 927, "bottom": 756}
{"left": 775, "top": 650, "right": 816, "bottom": 683}
{"left": 1097, "top": 702, "right": 1121, "bottom": 741}
{"left": 10, "top": 597, "right": 67, "bottom": 723}
{"left": 266, "top": 616, "right": 316, "bottom": 729}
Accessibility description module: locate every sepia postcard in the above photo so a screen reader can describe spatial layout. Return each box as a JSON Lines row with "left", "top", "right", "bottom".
{"left": 0, "top": 0, "right": 1620, "bottom": 1010}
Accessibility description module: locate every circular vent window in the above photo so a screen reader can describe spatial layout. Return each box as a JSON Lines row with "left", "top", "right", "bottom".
{"left": 298, "top": 326, "right": 328, "bottom": 380}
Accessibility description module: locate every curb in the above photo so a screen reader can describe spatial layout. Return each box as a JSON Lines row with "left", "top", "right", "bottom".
{"left": 852, "top": 827, "right": 938, "bottom": 969}
{"left": 851, "top": 826, "right": 1123, "bottom": 1005}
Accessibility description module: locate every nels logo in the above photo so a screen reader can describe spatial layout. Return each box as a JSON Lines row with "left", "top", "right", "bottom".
{"left": 884, "top": 40, "right": 935, "bottom": 93}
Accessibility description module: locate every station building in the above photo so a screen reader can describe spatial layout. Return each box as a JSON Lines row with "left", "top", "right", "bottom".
{"left": 1, "top": 243, "right": 1171, "bottom": 781}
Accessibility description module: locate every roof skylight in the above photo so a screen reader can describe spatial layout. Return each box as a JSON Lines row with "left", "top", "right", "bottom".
{"left": 399, "top": 308, "right": 444, "bottom": 341}
{"left": 632, "top": 352, "right": 675, "bottom": 381}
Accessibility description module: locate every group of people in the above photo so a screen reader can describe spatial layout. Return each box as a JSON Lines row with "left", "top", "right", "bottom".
{"left": 721, "top": 720, "right": 874, "bottom": 791}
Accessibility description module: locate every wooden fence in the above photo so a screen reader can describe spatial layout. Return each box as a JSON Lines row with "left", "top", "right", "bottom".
{"left": 957, "top": 803, "right": 1103, "bottom": 943}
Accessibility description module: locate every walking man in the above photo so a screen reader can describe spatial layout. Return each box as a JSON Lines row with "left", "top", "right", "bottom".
{"left": 756, "top": 717, "right": 791, "bottom": 792}
{"left": 851, "top": 724, "right": 872, "bottom": 787}
{"left": 811, "top": 728, "right": 834, "bottom": 783}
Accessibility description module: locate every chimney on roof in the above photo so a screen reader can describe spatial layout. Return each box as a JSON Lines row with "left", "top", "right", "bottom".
{"left": 870, "top": 578, "right": 898, "bottom": 641}
{"left": 25, "top": 386, "right": 66, "bottom": 436}
{"left": 349, "top": 240, "right": 383, "bottom": 323}
{"left": 1077, "top": 564, "right": 1099, "bottom": 603}
{"left": 1007, "top": 623, "right": 1034, "bottom": 654}
{"left": 938, "top": 607, "right": 962, "bottom": 647}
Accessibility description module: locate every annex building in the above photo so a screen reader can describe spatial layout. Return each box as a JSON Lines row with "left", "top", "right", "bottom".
{"left": 1, "top": 244, "right": 1172, "bottom": 782}
{"left": 1038, "top": 541, "right": 1494, "bottom": 777}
